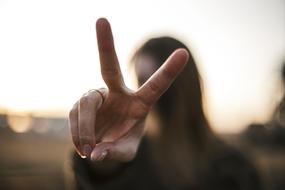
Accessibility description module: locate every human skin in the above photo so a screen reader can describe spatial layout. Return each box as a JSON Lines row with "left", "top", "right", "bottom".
{"left": 69, "top": 18, "right": 189, "bottom": 162}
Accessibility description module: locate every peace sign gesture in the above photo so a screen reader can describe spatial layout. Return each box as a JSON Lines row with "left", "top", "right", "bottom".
{"left": 69, "top": 18, "right": 189, "bottom": 162}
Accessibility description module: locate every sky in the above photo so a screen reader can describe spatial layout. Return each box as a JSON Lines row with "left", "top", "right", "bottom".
{"left": 0, "top": 0, "right": 284, "bottom": 133}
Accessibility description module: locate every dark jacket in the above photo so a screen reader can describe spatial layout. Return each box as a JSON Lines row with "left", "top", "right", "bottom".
{"left": 68, "top": 138, "right": 263, "bottom": 190}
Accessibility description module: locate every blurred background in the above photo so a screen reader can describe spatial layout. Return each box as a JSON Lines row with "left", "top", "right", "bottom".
{"left": 0, "top": 0, "right": 284, "bottom": 189}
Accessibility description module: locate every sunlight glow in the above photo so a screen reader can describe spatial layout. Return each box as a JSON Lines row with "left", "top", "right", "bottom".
{"left": 7, "top": 114, "right": 33, "bottom": 133}
{"left": 0, "top": 0, "right": 284, "bottom": 133}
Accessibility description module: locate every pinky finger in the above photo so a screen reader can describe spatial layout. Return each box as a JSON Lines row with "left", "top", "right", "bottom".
{"left": 69, "top": 102, "right": 83, "bottom": 157}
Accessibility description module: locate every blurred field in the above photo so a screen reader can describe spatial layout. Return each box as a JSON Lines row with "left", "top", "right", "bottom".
{"left": 0, "top": 116, "right": 285, "bottom": 190}
{"left": 222, "top": 133, "right": 285, "bottom": 190}
{"left": 0, "top": 116, "right": 72, "bottom": 190}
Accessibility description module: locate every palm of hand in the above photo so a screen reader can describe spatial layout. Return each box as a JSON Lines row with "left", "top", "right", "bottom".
{"left": 96, "top": 91, "right": 148, "bottom": 143}
{"left": 69, "top": 18, "right": 189, "bottom": 162}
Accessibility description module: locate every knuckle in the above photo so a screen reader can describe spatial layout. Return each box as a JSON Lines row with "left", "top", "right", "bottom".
{"left": 93, "top": 91, "right": 104, "bottom": 104}
{"left": 102, "top": 68, "right": 119, "bottom": 76}
{"left": 89, "top": 88, "right": 108, "bottom": 107}
{"left": 79, "top": 95, "right": 93, "bottom": 108}
{"left": 148, "top": 80, "right": 162, "bottom": 93}
{"left": 162, "top": 67, "right": 176, "bottom": 79}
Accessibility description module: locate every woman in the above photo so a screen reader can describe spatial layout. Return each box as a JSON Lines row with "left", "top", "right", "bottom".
{"left": 67, "top": 18, "right": 263, "bottom": 190}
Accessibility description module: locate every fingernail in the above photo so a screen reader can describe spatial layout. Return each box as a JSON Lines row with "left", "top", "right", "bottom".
{"left": 82, "top": 144, "right": 92, "bottom": 157}
{"left": 98, "top": 150, "right": 108, "bottom": 161}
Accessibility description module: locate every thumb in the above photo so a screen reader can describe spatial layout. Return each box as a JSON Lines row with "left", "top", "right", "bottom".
{"left": 91, "top": 120, "right": 145, "bottom": 162}
{"left": 91, "top": 126, "right": 144, "bottom": 162}
{"left": 90, "top": 139, "right": 138, "bottom": 162}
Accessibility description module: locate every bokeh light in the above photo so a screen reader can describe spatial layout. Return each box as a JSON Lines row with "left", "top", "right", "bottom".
{"left": 0, "top": 0, "right": 284, "bottom": 133}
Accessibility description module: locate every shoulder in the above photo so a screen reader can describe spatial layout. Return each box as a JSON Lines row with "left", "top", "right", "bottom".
{"left": 203, "top": 141, "right": 264, "bottom": 190}
{"left": 210, "top": 141, "right": 250, "bottom": 170}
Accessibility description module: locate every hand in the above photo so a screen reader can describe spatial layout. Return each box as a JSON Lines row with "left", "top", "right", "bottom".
{"left": 69, "top": 18, "right": 189, "bottom": 162}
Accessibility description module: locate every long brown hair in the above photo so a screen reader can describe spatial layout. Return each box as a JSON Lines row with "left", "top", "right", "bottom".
{"left": 132, "top": 37, "right": 218, "bottom": 187}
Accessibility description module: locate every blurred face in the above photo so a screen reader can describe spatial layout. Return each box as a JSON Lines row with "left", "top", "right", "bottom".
{"left": 134, "top": 54, "right": 161, "bottom": 136}
{"left": 134, "top": 54, "right": 158, "bottom": 86}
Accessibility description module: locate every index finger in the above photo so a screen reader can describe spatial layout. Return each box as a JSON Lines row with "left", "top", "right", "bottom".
{"left": 136, "top": 49, "right": 189, "bottom": 105}
{"left": 96, "top": 18, "right": 125, "bottom": 91}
